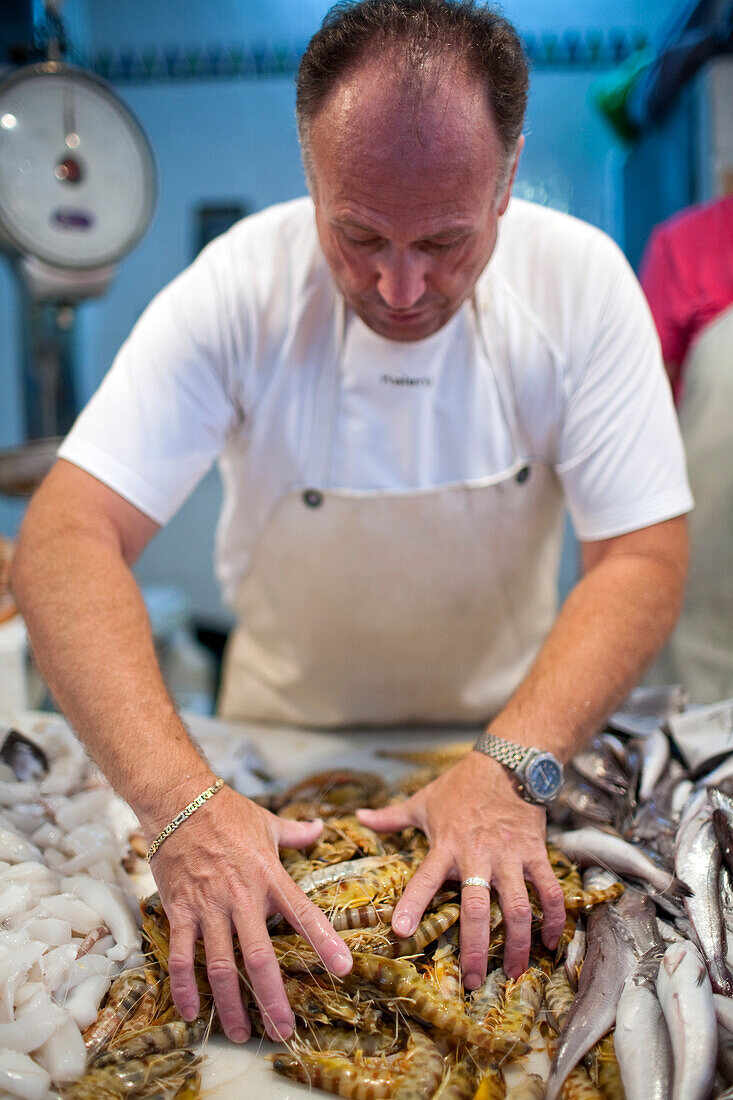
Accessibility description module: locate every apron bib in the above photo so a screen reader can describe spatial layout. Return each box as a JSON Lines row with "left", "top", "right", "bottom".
{"left": 219, "top": 295, "right": 565, "bottom": 726}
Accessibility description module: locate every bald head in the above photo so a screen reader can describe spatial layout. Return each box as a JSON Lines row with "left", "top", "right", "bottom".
{"left": 308, "top": 50, "right": 505, "bottom": 205}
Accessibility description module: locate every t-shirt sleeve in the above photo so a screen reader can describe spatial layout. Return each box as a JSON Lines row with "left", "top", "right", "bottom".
{"left": 556, "top": 241, "right": 693, "bottom": 541}
{"left": 58, "top": 249, "right": 242, "bottom": 525}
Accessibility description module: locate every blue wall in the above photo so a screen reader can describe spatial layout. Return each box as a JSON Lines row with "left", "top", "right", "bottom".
{"left": 0, "top": 1, "right": 688, "bottom": 622}
{"left": 85, "top": 0, "right": 675, "bottom": 48}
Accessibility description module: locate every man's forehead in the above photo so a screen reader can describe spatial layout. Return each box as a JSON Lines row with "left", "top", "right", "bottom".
{"left": 310, "top": 53, "right": 502, "bottom": 198}
{"left": 311, "top": 50, "right": 500, "bottom": 157}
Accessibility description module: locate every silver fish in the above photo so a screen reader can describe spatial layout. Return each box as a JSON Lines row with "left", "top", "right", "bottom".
{"left": 545, "top": 891, "right": 657, "bottom": 1100}
{"left": 552, "top": 771, "right": 620, "bottom": 828}
{"left": 550, "top": 826, "right": 687, "bottom": 899}
{"left": 713, "top": 808, "right": 733, "bottom": 880}
{"left": 656, "top": 939, "right": 717, "bottom": 1100}
{"left": 564, "top": 925, "right": 586, "bottom": 990}
{"left": 675, "top": 800, "right": 733, "bottom": 996}
{"left": 656, "top": 916, "right": 685, "bottom": 945}
{"left": 710, "top": 787, "right": 733, "bottom": 822}
{"left": 582, "top": 865, "right": 621, "bottom": 891}
{"left": 714, "top": 993, "right": 733, "bottom": 1035}
{"left": 572, "top": 737, "right": 632, "bottom": 799}
{"left": 615, "top": 949, "right": 672, "bottom": 1100}
{"left": 638, "top": 728, "right": 671, "bottom": 802}
{"left": 718, "top": 1024, "right": 733, "bottom": 1087}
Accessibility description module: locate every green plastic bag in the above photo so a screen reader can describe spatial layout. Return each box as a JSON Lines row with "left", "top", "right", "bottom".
{"left": 591, "top": 48, "right": 654, "bottom": 142}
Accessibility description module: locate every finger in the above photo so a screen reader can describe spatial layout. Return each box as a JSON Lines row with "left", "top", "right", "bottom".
{"left": 276, "top": 878, "right": 352, "bottom": 978}
{"left": 167, "top": 914, "right": 202, "bottom": 1023}
{"left": 459, "top": 881, "right": 492, "bottom": 991}
{"left": 274, "top": 816, "right": 324, "bottom": 849}
{"left": 391, "top": 849, "right": 450, "bottom": 936}
{"left": 356, "top": 802, "right": 417, "bottom": 833}
{"left": 236, "top": 913, "right": 295, "bottom": 1043}
{"left": 494, "top": 869, "right": 533, "bottom": 979}
{"left": 200, "top": 916, "right": 251, "bottom": 1043}
{"left": 526, "top": 855, "right": 566, "bottom": 950}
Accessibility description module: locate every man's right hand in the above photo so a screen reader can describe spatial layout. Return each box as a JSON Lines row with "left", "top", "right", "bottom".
{"left": 147, "top": 786, "right": 353, "bottom": 1043}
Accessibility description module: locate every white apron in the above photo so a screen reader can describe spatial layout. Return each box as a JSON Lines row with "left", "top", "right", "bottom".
{"left": 218, "top": 293, "right": 565, "bottom": 727}
{"left": 646, "top": 306, "right": 733, "bottom": 702}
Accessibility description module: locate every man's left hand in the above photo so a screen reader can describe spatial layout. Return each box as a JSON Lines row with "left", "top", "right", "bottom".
{"left": 356, "top": 751, "right": 566, "bottom": 988}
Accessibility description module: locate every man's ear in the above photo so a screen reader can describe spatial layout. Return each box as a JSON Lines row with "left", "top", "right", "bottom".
{"left": 496, "top": 134, "right": 524, "bottom": 217}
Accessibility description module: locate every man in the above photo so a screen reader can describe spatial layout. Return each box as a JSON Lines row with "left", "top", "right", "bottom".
{"left": 11, "top": 0, "right": 691, "bottom": 1047}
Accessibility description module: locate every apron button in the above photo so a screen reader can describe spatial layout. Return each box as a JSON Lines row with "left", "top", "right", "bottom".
{"left": 516, "top": 466, "right": 531, "bottom": 484}
{"left": 303, "top": 489, "right": 324, "bottom": 508}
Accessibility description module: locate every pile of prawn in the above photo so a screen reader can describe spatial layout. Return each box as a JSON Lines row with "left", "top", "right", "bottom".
{"left": 132, "top": 765, "right": 622, "bottom": 1100}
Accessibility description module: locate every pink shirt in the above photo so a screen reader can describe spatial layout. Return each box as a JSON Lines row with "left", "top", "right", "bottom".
{"left": 640, "top": 195, "right": 733, "bottom": 404}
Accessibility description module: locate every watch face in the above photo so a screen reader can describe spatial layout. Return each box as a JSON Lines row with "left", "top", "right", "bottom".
{"left": 524, "top": 753, "right": 564, "bottom": 803}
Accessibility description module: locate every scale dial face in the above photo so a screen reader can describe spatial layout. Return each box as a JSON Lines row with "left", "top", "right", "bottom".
{"left": 0, "top": 62, "right": 157, "bottom": 269}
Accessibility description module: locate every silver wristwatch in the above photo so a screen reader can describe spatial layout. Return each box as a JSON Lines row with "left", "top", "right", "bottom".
{"left": 473, "top": 731, "right": 564, "bottom": 805}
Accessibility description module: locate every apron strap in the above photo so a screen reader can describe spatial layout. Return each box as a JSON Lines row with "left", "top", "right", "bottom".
{"left": 306, "top": 296, "right": 346, "bottom": 487}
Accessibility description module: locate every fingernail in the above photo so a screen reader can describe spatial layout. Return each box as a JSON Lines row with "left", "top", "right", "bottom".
{"left": 333, "top": 949, "right": 352, "bottom": 975}
{"left": 394, "top": 914, "right": 412, "bottom": 935}
{"left": 269, "top": 1018, "right": 294, "bottom": 1041}
{"left": 231, "top": 1027, "right": 249, "bottom": 1043}
{"left": 465, "top": 972, "right": 482, "bottom": 989}
{"left": 180, "top": 1004, "right": 197, "bottom": 1021}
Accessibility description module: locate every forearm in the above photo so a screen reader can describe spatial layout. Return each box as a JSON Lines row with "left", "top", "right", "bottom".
{"left": 11, "top": 519, "right": 214, "bottom": 835}
{"left": 488, "top": 525, "right": 688, "bottom": 760}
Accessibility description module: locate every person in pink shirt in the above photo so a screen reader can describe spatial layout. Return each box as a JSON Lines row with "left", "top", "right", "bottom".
{"left": 640, "top": 193, "right": 733, "bottom": 405}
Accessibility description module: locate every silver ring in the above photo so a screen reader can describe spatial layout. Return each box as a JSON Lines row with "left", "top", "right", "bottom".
{"left": 461, "top": 876, "right": 490, "bottom": 890}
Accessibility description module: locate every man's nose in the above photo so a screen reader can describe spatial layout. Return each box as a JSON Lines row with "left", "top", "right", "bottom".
{"left": 376, "top": 249, "right": 427, "bottom": 310}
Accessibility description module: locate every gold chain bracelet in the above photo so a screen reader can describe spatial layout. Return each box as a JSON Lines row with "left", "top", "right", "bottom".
{"left": 146, "top": 777, "right": 225, "bottom": 861}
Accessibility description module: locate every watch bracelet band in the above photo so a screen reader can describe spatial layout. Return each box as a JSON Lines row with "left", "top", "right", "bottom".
{"left": 146, "top": 777, "right": 225, "bottom": 861}
{"left": 473, "top": 730, "right": 529, "bottom": 771}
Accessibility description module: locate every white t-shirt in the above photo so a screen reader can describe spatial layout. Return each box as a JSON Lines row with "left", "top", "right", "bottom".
{"left": 59, "top": 197, "right": 692, "bottom": 604}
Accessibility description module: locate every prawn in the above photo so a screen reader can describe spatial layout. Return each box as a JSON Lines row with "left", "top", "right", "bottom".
{"left": 63, "top": 1050, "right": 200, "bottom": 1099}
{"left": 489, "top": 967, "right": 546, "bottom": 1059}
{"left": 331, "top": 902, "right": 396, "bottom": 931}
{"left": 432, "top": 1053, "right": 480, "bottom": 1098}
{"left": 348, "top": 954, "right": 495, "bottom": 1051}
{"left": 283, "top": 975, "right": 382, "bottom": 1032}
{"left": 472, "top": 1063, "right": 506, "bottom": 1099}
{"left": 81, "top": 971, "right": 149, "bottom": 1057}
{"left": 90, "top": 1020, "right": 206, "bottom": 1067}
{"left": 391, "top": 1028, "right": 444, "bottom": 1099}
{"left": 270, "top": 1046, "right": 398, "bottom": 1098}
{"left": 272, "top": 770, "right": 386, "bottom": 812}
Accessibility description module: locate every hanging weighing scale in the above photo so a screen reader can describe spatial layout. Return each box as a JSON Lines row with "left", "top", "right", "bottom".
{"left": 0, "top": 59, "right": 157, "bottom": 495}
{"left": 0, "top": 59, "right": 157, "bottom": 299}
